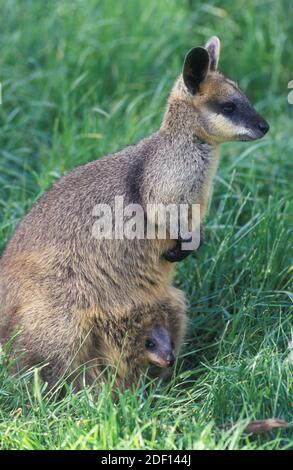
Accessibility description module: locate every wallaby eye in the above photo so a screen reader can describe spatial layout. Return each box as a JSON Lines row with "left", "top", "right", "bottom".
{"left": 221, "top": 102, "right": 236, "bottom": 114}
{"left": 145, "top": 339, "right": 156, "bottom": 350}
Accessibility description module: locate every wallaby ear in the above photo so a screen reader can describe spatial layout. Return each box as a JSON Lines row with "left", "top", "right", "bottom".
{"left": 205, "top": 36, "right": 221, "bottom": 71}
{"left": 182, "top": 47, "right": 210, "bottom": 95}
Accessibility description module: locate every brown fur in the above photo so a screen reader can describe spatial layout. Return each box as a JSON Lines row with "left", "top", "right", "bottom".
{"left": 0, "top": 36, "right": 269, "bottom": 389}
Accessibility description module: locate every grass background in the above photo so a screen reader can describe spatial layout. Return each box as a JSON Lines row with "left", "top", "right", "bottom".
{"left": 0, "top": 0, "right": 292, "bottom": 450}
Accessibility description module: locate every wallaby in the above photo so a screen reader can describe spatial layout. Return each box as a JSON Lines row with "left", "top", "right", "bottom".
{"left": 0, "top": 36, "right": 269, "bottom": 389}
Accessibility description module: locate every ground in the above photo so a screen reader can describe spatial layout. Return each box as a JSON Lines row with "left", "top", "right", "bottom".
{"left": 0, "top": 0, "right": 292, "bottom": 450}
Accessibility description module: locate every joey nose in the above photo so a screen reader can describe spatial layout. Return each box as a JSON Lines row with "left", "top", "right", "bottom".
{"left": 166, "top": 354, "right": 175, "bottom": 367}
{"left": 258, "top": 120, "right": 269, "bottom": 135}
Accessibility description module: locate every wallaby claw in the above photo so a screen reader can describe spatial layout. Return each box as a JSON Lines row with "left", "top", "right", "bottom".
{"left": 163, "top": 226, "right": 204, "bottom": 263}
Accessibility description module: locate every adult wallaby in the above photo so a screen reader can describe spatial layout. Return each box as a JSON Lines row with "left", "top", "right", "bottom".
{"left": 0, "top": 36, "right": 269, "bottom": 388}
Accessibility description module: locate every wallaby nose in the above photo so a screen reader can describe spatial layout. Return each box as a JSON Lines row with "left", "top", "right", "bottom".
{"left": 166, "top": 354, "right": 175, "bottom": 367}
{"left": 258, "top": 120, "right": 270, "bottom": 135}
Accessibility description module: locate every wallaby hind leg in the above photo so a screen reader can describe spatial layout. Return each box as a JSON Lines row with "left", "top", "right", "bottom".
{"left": 4, "top": 301, "right": 101, "bottom": 389}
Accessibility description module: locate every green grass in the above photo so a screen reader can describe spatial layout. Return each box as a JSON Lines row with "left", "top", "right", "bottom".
{"left": 0, "top": 0, "right": 292, "bottom": 450}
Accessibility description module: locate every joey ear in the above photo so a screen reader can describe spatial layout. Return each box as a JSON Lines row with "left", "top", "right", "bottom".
{"left": 182, "top": 47, "right": 210, "bottom": 95}
{"left": 205, "top": 36, "right": 221, "bottom": 71}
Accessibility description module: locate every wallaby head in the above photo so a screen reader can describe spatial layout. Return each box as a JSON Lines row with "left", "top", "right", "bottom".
{"left": 162, "top": 36, "right": 269, "bottom": 144}
{"left": 145, "top": 325, "right": 175, "bottom": 368}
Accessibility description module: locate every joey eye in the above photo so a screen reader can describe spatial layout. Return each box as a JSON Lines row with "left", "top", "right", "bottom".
{"left": 221, "top": 102, "right": 236, "bottom": 114}
{"left": 145, "top": 339, "right": 156, "bottom": 350}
